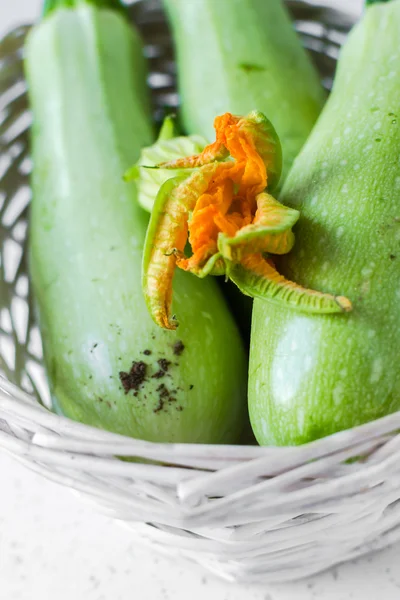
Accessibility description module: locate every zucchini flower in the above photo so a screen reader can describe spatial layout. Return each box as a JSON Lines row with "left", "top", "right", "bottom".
{"left": 127, "top": 112, "right": 351, "bottom": 329}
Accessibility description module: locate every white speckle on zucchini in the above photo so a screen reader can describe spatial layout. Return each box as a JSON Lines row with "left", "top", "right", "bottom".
{"left": 370, "top": 358, "right": 383, "bottom": 384}
{"left": 261, "top": 417, "right": 275, "bottom": 444}
{"left": 297, "top": 407, "right": 305, "bottom": 431}
{"left": 321, "top": 261, "right": 329, "bottom": 272}
{"left": 201, "top": 312, "right": 212, "bottom": 321}
{"left": 333, "top": 383, "right": 345, "bottom": 406}
{"left": 271, "top": 317, "right": 318, "bottom": 407}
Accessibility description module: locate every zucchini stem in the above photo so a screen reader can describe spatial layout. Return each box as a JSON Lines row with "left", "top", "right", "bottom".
{"left": 43, "top": 0, "right": 125, "bottom": 17}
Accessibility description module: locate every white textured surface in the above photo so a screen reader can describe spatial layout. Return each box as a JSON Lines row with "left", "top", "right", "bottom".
{"left": 2, "top": 1, "right": 400, "bottom": 599}
{"left": 2, "top": 450, "right": 400, "bottom": 600}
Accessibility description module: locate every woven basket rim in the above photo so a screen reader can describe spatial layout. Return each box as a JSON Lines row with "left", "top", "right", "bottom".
{"left": 2, "top": 374, "right": 400, "bottom": 460}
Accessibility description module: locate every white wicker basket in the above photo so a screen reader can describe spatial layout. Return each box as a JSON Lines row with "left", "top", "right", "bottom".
{"left": 1, "top": 0, "right": 400, "bottom": 585}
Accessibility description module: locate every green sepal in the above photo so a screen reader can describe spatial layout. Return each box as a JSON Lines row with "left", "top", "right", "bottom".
{"left": 229, "top": 261, "right": 351, "bottom": 314}
{"left": 192, "top": 253, "right": 226, "bottom": 278}
{"left": 124, "top": 125, "right": 207, "bottom": 212}
{"left": 142, "top": 174, "right": 189, "bottom": 328}
{"left": 142, "top": 174, "right": 188, "bottom": 286}
{"left": 157, "top": 115, "right": 179, "bottom": 141}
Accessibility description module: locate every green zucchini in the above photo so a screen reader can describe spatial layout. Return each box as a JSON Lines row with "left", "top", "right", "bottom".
{"left": 26, "top": 0, "right": 247, "bottom": 444}
{"left": 249, "top": 0, "right": 400, "bottom": 446}
{"left": 162, "top": 0, "right": 325, "bottom": 181}
{"left": 163, "top": 0, "right": 326, "bottom": 340}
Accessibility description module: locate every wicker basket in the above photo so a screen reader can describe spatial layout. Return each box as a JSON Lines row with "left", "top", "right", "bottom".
{"left": 1, "top": 0, "right": 400, "bottom": 585}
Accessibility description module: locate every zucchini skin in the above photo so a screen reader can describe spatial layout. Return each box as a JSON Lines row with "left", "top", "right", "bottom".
{"left": 26, "top": 6, "right": 247, "bottom": 444}
{"left": 163, "top": 0, "right": 325, "bottom": 181}
{"left": 249, "top": 1, "right": 400, "bottom": 445}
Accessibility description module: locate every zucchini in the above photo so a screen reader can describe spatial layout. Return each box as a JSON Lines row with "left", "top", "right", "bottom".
{"left": 26, "top": 0, "right": 247, "bottom": 443}
{"left": 163, "top": 0, "right": 326, "bottom": 340}
{"left": 249, "top": 0, "right": 400, "bottom": 445}
{"left": 131, "top": 109, "right": 349, "bottom": 332}
{"left": 162, "top": 0, "right": 325, "bottom": 180}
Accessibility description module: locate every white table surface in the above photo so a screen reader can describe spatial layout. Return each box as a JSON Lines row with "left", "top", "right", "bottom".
{"left": 2, "top": 1, "right": 400, "bottom": 599}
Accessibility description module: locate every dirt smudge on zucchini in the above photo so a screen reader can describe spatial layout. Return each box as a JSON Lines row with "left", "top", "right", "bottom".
{"left": 152, "top": 358, "right": 171, "bottom": 379}
{"left": 119, "top": 361, "right": 148, "bottom": 394}
{"left": 173, "top": 340, "right": 185, "bottom": 356}
{"left": 154, "top": 383, "right": 178, "bottom": 413}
